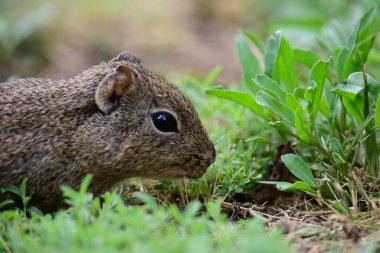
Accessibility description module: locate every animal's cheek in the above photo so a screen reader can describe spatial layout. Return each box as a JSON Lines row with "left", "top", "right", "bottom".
{"left": 116, "top": 139, "right": 131, "bottom": 161}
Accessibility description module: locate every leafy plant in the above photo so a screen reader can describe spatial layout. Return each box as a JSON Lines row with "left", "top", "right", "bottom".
{"left": 207, "top": 5, "right": 380, "bottom": 213}
{"left": 0, "top": 179, "right": 38, "bottom": 216}
{"left": 0, "top": 180, "right": 291, "bottom": 253}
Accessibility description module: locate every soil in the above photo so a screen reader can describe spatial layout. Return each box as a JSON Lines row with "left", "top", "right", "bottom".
{"left": 221, "top": 196, "right": 380, "bottom": 253}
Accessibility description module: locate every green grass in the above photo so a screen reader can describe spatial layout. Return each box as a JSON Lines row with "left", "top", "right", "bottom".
{"left": 1, "top": 178, "right": 290, "bottom": 253}
{"left": 1, "top": 1, "right": 380, "bottom": 253}
{"left": 206, "top": 4, "right": 380, "bottom": 214}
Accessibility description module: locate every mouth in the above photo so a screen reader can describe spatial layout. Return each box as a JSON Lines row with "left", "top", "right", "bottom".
{"left": 181, "top": 155, "right": 215, "bottom": 179}
{"left": 185, "top": 168, "right": 206, "bottom": 179}
{"left": 154, "top": 150, "right": 216, "bottom": 180}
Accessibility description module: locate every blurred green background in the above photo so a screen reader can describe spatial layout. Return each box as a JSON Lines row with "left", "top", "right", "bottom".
{"left": 1, "top": 0, "right": 378, "bottom": 84}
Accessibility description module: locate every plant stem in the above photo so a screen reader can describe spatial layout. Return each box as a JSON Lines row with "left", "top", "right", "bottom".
{"left": 362, "top": 65, "right": 379, "bottom": 178}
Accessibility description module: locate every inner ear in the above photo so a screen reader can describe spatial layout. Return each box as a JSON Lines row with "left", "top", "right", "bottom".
{"left": 95, "top": 65, "right": 136, "bottom": 114}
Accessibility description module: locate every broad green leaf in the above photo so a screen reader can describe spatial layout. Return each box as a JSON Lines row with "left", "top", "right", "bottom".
{"left": 281, "top": 154, "right": 317, "bottom": 188}
{"left": 308, "top": 59, "right": 330, "bottom": 121}
{"left": 334, "top": 47, "right": 350, "bottom": 81}
{"left": 264, "top": 31, "right": 281, "bottom": 78}
{"left": 272, "top": 34, "right": 299, "bottom": 91}
{"left": 245, "top": 136, "right": 270, "bottom": 143}
{"left": 256, "top": 91, "right": 294, "bottom": 125}
{"left": 253, "top": 74, "right": 287, "bottom": 102}
{"left": 375, "top": 96, "right": 380, "bottom": 127}
{"left": 334, "top": 72, "right": 380, "bottom": 123}
{"left": 344, "top": 6, "right": 378, "bottom": 76}
{"left": 347, "top": 72, "right": 368, "bottom": 86}
{"left": 357, "top": 35, "right": 375, "bottom": 63}
{"left": 206, "top": 89, "right": 268, "bottom": 118}
{"left": 294, "top": 49, "right": 319, "bottom": 68}
{"left": 342, "top": 47, "right": 356, "bottom": 80}
{"left": 342, "top": 96, "right": 364, "bottom": 123}
{"left": 332, "top": 84, "right": 364, "bottom": 100}
{"left": 286, "top": 93, "right": 301, "bottom": 113}
{"left": 329, "top": 138, "right": 344, "bottom": 157}
{"left": 235, "top": 34, "right": 261, "bottom": 93}
{"left": 243, "top": 31, "right": 265, "bottom": 53}
{"left": 276, "top": 181, "right": 317, "bottom": 196}
{"left": 355, "top": 5, "right": 378, "bottom": 46}
{"left": 347, "top": 72, "right": 380, "bottom": 100}
{"left": 363, "top": 73, "right": 380, "bottom": 99}
{"left": 348, "top": 5, "right": 377, "bottom": 49}
{"left": 295, "top": 107, "right": 312, "bottom": 142}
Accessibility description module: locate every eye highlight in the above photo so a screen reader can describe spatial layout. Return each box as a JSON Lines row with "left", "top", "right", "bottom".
{"left": 151, "top": 111, "right": 178, "bottom": 133}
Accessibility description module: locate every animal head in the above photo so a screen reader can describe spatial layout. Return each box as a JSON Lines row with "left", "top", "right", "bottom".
{"left": 74, "top": 52, "right": 215, "bottom": 181}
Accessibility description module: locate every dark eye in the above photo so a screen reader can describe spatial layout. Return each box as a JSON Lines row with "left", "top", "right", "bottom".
{"left": 151, "top": 111, "right": 178, "bottom": 133}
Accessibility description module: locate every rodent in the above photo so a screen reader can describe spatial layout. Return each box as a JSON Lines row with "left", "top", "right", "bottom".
{"left": 0, "top": 52, "right": 215, "bottom": 212}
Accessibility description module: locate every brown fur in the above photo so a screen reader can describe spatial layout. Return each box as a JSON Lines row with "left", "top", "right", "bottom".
{"left": 0, "top": 52, "right": 215, "bottom": 212}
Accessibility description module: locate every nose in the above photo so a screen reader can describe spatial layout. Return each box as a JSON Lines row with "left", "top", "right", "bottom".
{"left": 206, "top": 145, "right": 216, "bottom": 167}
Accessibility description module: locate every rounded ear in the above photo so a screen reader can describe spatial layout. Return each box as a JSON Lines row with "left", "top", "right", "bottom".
{"left": 95, "top": 65, "right": 136, "bottom": 114}
{"left": 112, "top": 51, "right": 142, "bottom": 65}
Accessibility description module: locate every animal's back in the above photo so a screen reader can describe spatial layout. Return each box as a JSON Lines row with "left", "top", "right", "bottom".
{"left": 0, "top": 78, "right": 67, "bottom": 185}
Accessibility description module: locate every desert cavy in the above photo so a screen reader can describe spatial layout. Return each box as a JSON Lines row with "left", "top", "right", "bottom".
{"left": 0, "top": 52, "right": 215, "bottom": 212}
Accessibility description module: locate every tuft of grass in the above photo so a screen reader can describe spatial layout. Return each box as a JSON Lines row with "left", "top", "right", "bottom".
{"left": 0, "top": 179, "right": 290, "bottom": 253}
